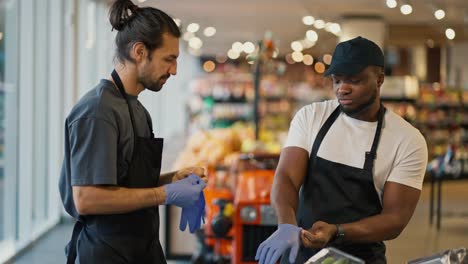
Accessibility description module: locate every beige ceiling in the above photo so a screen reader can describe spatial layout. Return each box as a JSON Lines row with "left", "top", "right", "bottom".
{"left": 142, "top": 0, "right": 468, "bottom": 56}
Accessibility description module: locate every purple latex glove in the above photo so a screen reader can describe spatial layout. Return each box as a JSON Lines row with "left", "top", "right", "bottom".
{"left": 179, "top": 191, "right": 206, "bottom": 233}
{"left": 255, "top": 224, "right": 302, "bottom": 264}
{"left": 165, "top": 174, "right": 206, "bottom": 208}
{"left": 179, "top": 174, "right": 206, "bottom": 233}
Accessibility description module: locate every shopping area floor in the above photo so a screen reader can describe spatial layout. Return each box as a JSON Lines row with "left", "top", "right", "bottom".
{"left": 6, "top": 180, "right": 467, "bottom": 264}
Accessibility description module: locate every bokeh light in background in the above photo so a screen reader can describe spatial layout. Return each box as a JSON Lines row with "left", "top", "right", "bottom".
{"left": 203, "top": 60, "right": 216, "bottom": 72}
{"left": 314, "top": 62, "right": 325, "bottom": 74}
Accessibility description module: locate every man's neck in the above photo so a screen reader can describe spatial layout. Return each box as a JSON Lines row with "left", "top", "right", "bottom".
{"left": 109, "top": 63, "right": 144, "bottom": 96}
{"left": 346, "top": 101, "right": 381, "bottom": 122}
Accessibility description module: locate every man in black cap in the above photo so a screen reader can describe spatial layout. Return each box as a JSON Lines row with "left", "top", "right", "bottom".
{"left": 255, "top": 36, "right": 428, "bottom": 264}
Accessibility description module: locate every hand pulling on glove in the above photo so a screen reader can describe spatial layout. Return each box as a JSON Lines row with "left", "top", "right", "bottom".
{"left": 164, "top": 174, "right": 206, "bottom": 208}
{"left": 255, "top": 223, "right": 302, "bottom": 264}
{"left": 165, "top": 173, "right": 206, "bottom": 233}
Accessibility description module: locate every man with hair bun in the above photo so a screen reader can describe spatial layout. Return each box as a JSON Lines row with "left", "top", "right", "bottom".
{"left": 59, "top": 1, "right": 206, "bottom": 263}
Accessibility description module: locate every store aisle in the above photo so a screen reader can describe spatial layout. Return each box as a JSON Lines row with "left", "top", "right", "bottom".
{"left": 7, "top": 181, "right": 468, "bottom": 263}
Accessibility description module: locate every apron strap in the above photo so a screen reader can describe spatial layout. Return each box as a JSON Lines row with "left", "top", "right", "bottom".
{"left": 66, "top": 221, "right": 84, "bottom": 264}
{"left": 310, "top": 105, "right": 341, "bottom": 162}
{"left": 363, "top": 105, "right": 386, "bottom": 172}
{"left": 111, "top": 69, "right": 139, "bottom": 159}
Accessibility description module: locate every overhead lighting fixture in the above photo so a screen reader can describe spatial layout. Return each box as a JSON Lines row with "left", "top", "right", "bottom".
{"left": 314, "top": 19, "right": 326, "bottom": 29}
{"left": 400, "top": 4, "right": 413, "bottom": 15}
{"left": 232, "top": 42, "right": 243, "bottom": 53}
{"left": 314, "top": 62, "right": 326, "bottom": 74}
{"left": 386, "top": 0, "right": 397, "bottom": 9}
{"left": 291, "top": 41, "right": 303, "bottom": 52}
{"left": 138, "top": 0, "right": 146, "bottom": 2}
{"left": 227, "top": 49, "right": 240, "bottom": 59}
{"left": 188, "top": 37, "right": 203, "bottom": 50}
{"left": 434, "top": 9, "right": 445, "bottom": 20}
{"left": 243, "top": 42, "right": 256, "bottom": 53}
{"left": 0, "top": 32, "right": 3, "bottom": 41}
{"left": 292, "top": 51, "right": 304, "bottom": 62}
{"left": 302, "top": 16, "right": 315, "bottom": 26}
{"left": 445, "top": 28, "right": 456, "bottom": 40}
{"left": 187, "top": 23, "right": 200, "bottom": 33}
{"left": 323, "top": 54, "right": 333, "bottom": 65}
{"left": 306, "top": 30, "right": 318, "bottom": 42}
{"left": 203, "top": 26, "right": 216, "bottom": 37}
{"left": 329, "top": 23, "right": 341, "bottom": 35}
{"left": 203, "top": 60, "right": 216, "bottom": 73}
{"left": 303, "top": 54, "right": 314, "bottom": 65}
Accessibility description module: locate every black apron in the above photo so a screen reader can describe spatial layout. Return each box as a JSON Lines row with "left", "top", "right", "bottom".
{"left": 282, "top": 105, "right": 387, "bottom": 264}
{"left": 65, "top": 70, "right": 165, "bottom": 264}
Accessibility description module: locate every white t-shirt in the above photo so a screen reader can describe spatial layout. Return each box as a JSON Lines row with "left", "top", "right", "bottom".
{"left": 284, "top": 100, "right": 428, "bottom": 202}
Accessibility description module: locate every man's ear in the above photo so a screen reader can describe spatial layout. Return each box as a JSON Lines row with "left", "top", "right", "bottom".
{"left": 377, "top": 72, "right": 384, "bottom": 87}
{"left": 130, "top": 42, "right": 147, "bottom": 62}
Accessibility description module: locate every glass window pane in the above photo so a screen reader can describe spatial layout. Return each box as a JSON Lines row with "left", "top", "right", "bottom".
{"left": 0, "top": 0, "right": 19, "bottom": 244}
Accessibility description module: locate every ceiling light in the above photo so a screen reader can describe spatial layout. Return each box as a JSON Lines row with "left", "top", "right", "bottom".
{"left": 203, "top": 26, "right": 216, "bottom": 37}
{"left": 314, "top": 62, "right": 326, "bottom": 74}
{"left": 400, "top": 4, "right": 413, "bottom": 15}
{"left": 306, "top": 30, "right": 318, "bottom": 42}
{"left": 386, "top": 0, "right": 397, "bottom": 9}
{"left": 188, "top": 37, "right": 203, "bottom": 49}
{"left": 314, "top": 20, "right": 326, "bottom": 29}
{"left": 292, "top": 51, "right": 304, "bottom": 62}
{"left": 303, "top": 54, "right": 314, "bottom": 65}
{"left": 232, "top": 42, "right": 243, "bottom": 53}
{"left": 291, "top": 41, "right": 303, "bottom": 52}
{"left": 187, "top": 23, "right": 200, "bottom": 33}
{"left": 445, "top": 28, "right": 456, "bottom": 40}
{"left": 203, "top": 60, "right": 216, "bottom": 73}
{"left": 302, "top": 16, "right": 315, "bottom": 25}
{"left": 323, "top": 54, "right": 333, "bottom": 65}
{"left": 329, "top": 23, "right": 341, "bottom": 35}
{"left": 227, "top": 49, "right": 240, "bottom": 59}
{"left": 243, "top": 42, "right": 256, "bottom": 53}
{"left": 434, "top": 9, "right": 445, "bottom": 20}
{"left": 0, "top": 32, "right": 3, "bottom": 41}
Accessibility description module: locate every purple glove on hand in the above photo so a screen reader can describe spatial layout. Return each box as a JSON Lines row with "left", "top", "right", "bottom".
{"left": 255, "top": 223, "right": 302, "bottom": 264}
{"left": 165, "top": 174, "right": 206, "bottom": 208}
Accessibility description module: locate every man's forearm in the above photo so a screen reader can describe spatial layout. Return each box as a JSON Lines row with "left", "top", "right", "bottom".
{"left": 72, "top": 185, "right": 166, "bottom": 215}
{"left": 341, "top": 212, "right": 407, "bottom": 242}
{"left": 158, "top": 171, "right": 176, "bottom": 186}
{"left": 271, "top": 176, "right": 299, "bottom": 225}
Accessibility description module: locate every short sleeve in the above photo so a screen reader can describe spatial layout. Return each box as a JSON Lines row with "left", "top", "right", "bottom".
{"left": 386, "top": 133, "right": 428, "bottom": 190}
{"left": 69, "top": 117, "right": 118, "bottom": 186}
{"left": 284, "top": 107, "right": 311, "bottom": 154}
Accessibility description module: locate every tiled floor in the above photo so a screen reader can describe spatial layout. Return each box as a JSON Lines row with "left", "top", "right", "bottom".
{"left": 7, "top": 180, "right": 467, "bottom": 263}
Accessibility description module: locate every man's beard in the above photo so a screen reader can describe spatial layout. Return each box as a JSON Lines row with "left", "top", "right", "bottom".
{"left": 140, "top": 73, "right": 170, "bottom": 92}
{"left": 340, "top": 88, "right": 377, "bottom": 116}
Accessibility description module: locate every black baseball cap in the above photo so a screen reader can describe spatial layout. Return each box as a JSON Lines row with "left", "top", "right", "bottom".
{"left": 324, "top": 36, "right": 384, "bottom": 76}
